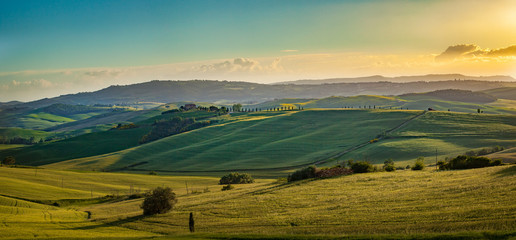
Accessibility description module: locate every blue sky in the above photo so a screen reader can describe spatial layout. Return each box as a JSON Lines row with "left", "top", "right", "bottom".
{"left": 2, "top": 0, "right": 350, "bottom": 71}
{"left": 1, "top": 0, "right": 515, "bottom": 101}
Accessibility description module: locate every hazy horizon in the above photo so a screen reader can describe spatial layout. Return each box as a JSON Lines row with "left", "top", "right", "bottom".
{"left": 1, "top": 0, "right": 515, "bottom": 101}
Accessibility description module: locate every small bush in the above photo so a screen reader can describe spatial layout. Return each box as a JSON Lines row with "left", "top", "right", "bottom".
{"left": 491, "top": 159, "right": 503, "bottom": 166}
{"left": 141, "top": 187, "right": 177, "bottom": 215}
{"left": 411, "top": 157, "right": 425, "bottom": 170}
{"left": 287, "top": 166, "right": 318, "bottom": 182}
{"left": 219, "top": 172, "right": 254, "bottom": 184}
{"left": 437, "top": 160, "right": 447, "bottom": 170}
{"left": 221, "top": 184, "right": 234, "bottom": 191}
{"left": 383, "top": 159, "right": 396, "bottom": 172}
{"left": 350, "top": 161, "right": 375, "bottom": 173}
{"left": 384, "top": 164, "right": 396, "bottom": 172}
{"left": 2, "top": 156, "right": 15, "bottom": 166}
{"left": 128, "top": 193, "right": 145, "bottom": 199}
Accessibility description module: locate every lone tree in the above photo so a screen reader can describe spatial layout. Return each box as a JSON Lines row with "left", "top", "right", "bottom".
{"left": 189, "top": 212, "right": 195, "bottom": 232}
{"left": 2, "top": 156, "right": 15, "bottom": 166}
{"left": 232, "top": 103, "right": 242, "bottom": 112}
{"left": 141, "top": 187, "right": 177, "bottom": 215}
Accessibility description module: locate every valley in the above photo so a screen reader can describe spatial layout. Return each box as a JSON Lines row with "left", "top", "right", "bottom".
{"left": 1, "top": 80, "right": 516, "bottom": 239}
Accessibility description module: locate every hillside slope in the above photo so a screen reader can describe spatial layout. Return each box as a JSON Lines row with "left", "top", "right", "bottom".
{"left": 45, "top": 110, "right": 420, "bottom": 172}
{"left": 482, "top": 87, "right": 516, "bottom": 100}
{"left": 0, "top": 165, "right": 514, "bottom": 238}
{"left": 275, "top": 74, "right": 515, "bottom": 84}
{"left": 339, "top": 111, "right": 516, "bottom": 166}
{"left": 247, "top": 92, "right": 516, "bottom": 114}
{"left": 42, "top": 110, "right": 516, "bottom": 175}
{"left": 7, "top": 79, "right": 516, "bottom": 110}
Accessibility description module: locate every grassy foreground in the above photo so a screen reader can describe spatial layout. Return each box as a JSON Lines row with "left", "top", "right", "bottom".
{"left": 0, "top": 165, "right": 514, "bottom": 239}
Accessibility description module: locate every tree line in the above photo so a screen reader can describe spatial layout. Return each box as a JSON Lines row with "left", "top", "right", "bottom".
{"left": 139, "top": 116, "right": 215, "bottom": 144}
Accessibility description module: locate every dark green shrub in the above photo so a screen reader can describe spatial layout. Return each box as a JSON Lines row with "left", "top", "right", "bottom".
{"left": 445, "top": 155, "right": 502, "bottom": 170}
{"left": 219, "top": 172, "right": 254, "bottom": 184}
{"left": 466, "top": 156, "right": 491, "bottom": 168}
{"left": 287, "top": 166, "right": 318, "bottom": 182}
{"left": 384, "top": 164, "right": 396, "bottom": 172}
{"left": 491, "top": 159, "right": 503, "bottom": 166}
{"left": 437, "top": 160, "right": 448, "bottom": 170}
{"left": 383, "top": 159, "right": 396, "bottom": 172}
{"left": 141, "top": 187, "right": 177, "bottom": 215}
{"left": 221, "top": 184, "right": 234, "bottom": 191}
{"left": 140, "top": 117, "right": 212, "bottom": 144}
{"left": 128, "top": 193, "right": 145, "bottom": 199}
{"left": 411, "top": 157, "right": 425, "bottom": 170}
{"left": 2, "top": 156, "right": 15, "bottom": 165}
{"left": 350, "top": 161, "right": 375, "bottom": 173}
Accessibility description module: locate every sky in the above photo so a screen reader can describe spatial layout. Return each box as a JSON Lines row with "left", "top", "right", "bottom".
{"left": 1, "top": 0, "right": 515, "bottom": 101}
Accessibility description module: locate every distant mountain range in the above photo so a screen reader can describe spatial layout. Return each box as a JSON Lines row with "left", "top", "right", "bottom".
{"left": 274, "top": 74, "right": 515, "bottom": 85}
{"left": 2, "top": 75, "right": 516, "bottom": 110}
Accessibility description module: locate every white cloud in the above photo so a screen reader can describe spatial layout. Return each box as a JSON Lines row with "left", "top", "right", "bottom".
{"left": 281, "top": 49, "right": 299, "bottom": 52}
{"left": 435, "top": 44, "right": 516, "bottom": 62}
{"left": 197, "top": 58, "right": 263, "bottom": 73}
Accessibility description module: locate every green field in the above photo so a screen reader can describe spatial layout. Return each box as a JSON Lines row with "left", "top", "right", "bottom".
{"left": 0, "top": 165, "right": 514, "bottom": 239}
{"left": 1, "top": 106, "right": 515, "bottom": 239}
{"left": 0, "top": 110, "right": 222, "bottom": 167}
{"left": 18, "top": 109, "right": 512, "bottom": 177}
{"left": 247, "top": 94, "right": 516, "bottom": 115}
{"left": 337, "top": 111, "right": 516, "bottom": 166}
{"left": 1, "top": 126, "right": 152, "bottom": 166}
{"left": 40, "top": 110, "right": 420, "bottom": 173}
{"left": 0, "top": 127, "right": 52, "bottom": 141}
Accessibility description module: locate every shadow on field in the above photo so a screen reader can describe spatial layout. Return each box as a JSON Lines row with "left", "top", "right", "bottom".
{"left": 72, "top": 215, "right": 145, "bottom": 230}
{"left": 494, "top": 165, "right": 516, "bottom": 177}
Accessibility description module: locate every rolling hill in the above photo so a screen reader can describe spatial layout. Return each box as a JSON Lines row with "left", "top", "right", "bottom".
{"left": 482, "top": 87, "right": 516, "bottom": 100}
{"left": 246, "top": 90, "right": 516, "bottom": 114}
{"left": 0, "top": 103, "right": 130, "bottom": 130}
{"left": 0, "top": 165, "right": 514, "bottom": 239}
{"left": 5, "top": 78, "right": 516, "bottom": 111}
{"left": 274, "top": 74, "right": 515, "bottom": 85}
{"left": 0, "top": 110, "right": 221, "bottom": 166}
{"left": 399, "top": 89, "right": 497, "bottom": 103}
{"left": 7, "top": 109, "right": 509, "bottom": 176}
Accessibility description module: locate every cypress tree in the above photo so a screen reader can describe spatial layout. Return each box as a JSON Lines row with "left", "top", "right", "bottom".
{"left": 189, "top": 212, "right": 195, "bottom": 232}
